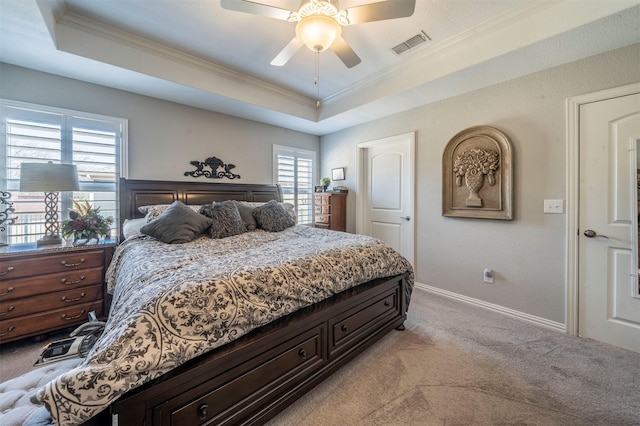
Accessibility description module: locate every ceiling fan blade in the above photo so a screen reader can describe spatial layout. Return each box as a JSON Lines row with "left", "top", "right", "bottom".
{"left": 331, "top": 36, "right": 361, "bottom": 68}
{"left": 271, "top": 37, "right": 304, "bottom": 66}
{"left": 343, "top": 0, "right": 416, "bottom": 25}
{"left": 220, "top": 0, "right": 292, "bottom": 21}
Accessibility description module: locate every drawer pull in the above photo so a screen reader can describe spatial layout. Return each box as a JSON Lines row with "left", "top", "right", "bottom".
{"left": 61, "top": 276, "right": 86, "bottom": 285}
{"left": 0, "top": 287, "right": 14, "bottom": 297}
{"left": 341, "top": 324, "right": 349, "bottom": 334}
{"left": 0, "top": 266, "right": 14, "bottom": 276}
{"left": 61, "top": 310, "right": 86, "bottom": 321}
{"left": 61, "top": 293, "right": 86, "bottom": 303}
{"left": 0, "top": 306, "right": 15, "bottom": 316}
{"left": 298, "top": 348, "right": 307, "bottom": 359}
{"left": 384, "top": 301, "right": 391, "bottom": 307}
{"left": 0, "top": 326, "right": 15, "bottom": 337}
{"left": 60, "top": 259, "right": 86, "bottom": 267}
{"left": 197, "top": 404, "right": 208, "bottom": 420}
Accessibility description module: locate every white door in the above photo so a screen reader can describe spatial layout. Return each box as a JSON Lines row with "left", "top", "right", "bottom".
{"left": 358, "top": 133, "right": 414, "bottom": 265}
{"left": 579, "top": 93, "right": 640, "bottom": 353}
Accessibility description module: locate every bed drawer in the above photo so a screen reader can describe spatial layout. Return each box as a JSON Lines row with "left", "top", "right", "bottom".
{"left": 0, "top": 250, "right": 104, "bottom": 280}
{"left": 0, "top": 267, "right": 103, "bottom": 301}
{"left": 0, "top": 300, "right": 103, "bottom": 342}
{"left": 157, "top": 323, "right": 326, "bottom": 426}
{"left": 329, "top": 285, "right": 401, "bottom": 357}
{"left": 0, "top": 284, "right": 102, "bottom": 320}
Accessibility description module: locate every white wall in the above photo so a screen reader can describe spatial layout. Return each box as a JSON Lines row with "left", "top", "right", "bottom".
{"left": 320, "top": 43, "right": 640, "bottom": 324}
{"left": 0, "top": 63, "right": 319, "bottom": 183}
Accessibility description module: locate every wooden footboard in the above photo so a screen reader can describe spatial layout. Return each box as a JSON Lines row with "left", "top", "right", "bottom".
{"left": 110, "top": 273, "right": 408, "bottom": 425}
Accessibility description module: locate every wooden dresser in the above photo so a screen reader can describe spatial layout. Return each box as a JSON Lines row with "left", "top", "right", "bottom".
{"left": 0, "top": 241, "right": 116, "bottom": 343}
{"left": 314, "top": 192, "right": 347, "bottom": 232}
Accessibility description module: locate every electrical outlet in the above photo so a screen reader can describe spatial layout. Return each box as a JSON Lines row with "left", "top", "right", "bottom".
{"left": 483, "top": 268, "right": 494, "bottom": 284}
{"left": 543, "top": 199, "right": 564, "bottom": 214}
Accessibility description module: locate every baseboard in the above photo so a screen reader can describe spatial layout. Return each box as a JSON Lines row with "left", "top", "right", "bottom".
{"left": 414, "top": 282, "right": 566, "bottom": 333}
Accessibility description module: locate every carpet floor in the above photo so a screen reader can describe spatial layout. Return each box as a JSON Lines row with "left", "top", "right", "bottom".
{"left": 266, "top": 289, "right": 640, "bottom": 426}
{"left": 1, "top": 289, "right": 638, "bottom": 425}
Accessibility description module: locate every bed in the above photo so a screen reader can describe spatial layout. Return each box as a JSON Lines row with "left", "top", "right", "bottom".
{"left": 34, "top": 179, "right": 414, "bottom": 426}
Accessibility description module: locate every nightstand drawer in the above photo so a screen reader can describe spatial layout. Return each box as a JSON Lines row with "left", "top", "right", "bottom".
{"left": 0, "top": 300, "right": 103, "bottom": 342}
{"left": 0, "top": 267, "right": 103, "bottom": 301}
{"left": 0, "top": 250, "right": 104, "bottom": 280}
{"left": 0, "top": 285, "right": 102, "bottom": 320}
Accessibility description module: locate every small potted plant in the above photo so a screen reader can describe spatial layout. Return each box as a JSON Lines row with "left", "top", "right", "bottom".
{"left": 61, "top": 199, "right": 114, "bottom": 245}
{"left": 320, "top": 177, "right": 331, "bottom": 192}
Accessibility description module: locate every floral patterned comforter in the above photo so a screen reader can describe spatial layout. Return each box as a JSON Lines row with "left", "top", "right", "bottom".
{"left": 35, "top": 226, "right": 413, "bottom": 425}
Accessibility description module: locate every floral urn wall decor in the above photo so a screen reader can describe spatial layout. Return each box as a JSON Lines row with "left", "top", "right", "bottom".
{"left": 442, "top": 126, "right": 513, "bottom": 220}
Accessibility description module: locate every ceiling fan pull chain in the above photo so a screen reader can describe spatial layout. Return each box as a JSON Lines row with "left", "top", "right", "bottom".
{"left": 315, "top": 50, "right": 320, "bottom": 109}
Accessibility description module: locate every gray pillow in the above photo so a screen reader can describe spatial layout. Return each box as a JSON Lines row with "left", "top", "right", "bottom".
{"left": 201, "top": 201, "right": 247, "bottom": 239}
{"left": 140, "top": 201, "right": 212, "bottom": 244}
{"left": 233, "top": 200, "right": 257, "bottom": 231}
{"left": 252, "top": 200, "right": 296, "bottom": 232}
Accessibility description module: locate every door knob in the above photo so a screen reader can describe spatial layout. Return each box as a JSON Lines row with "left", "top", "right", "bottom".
{"left": 583, "top": 229, "right": 609, "bottom": 239}
{"left": 400, "top": 216, "right": 411, "bottom": 221}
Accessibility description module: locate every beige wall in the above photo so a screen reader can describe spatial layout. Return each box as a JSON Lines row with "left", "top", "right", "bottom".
{"left": 320, "top": 43, "right": 640, "bottom": 324}
{"left": 0, "top": 63, "right": 319, "bottom": 183}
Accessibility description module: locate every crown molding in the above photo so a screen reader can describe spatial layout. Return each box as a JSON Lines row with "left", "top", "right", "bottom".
{"left": 321, "top": 0, "right": 640, "bottom": 117}
{"left": 50, "top": 3, "right": 316, "bottom": 118}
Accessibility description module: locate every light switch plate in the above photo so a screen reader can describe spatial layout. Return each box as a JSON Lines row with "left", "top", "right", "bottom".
{"left": 543, "top": 199, "right": 564, "bottom": 214}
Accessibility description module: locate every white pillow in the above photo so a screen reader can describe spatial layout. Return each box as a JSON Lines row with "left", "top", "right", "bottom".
{"left": 122, "top": 218, "right": 147, "bottom": 239}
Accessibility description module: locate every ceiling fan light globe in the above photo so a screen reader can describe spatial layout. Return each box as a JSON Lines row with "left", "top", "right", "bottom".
{"left": 295, "top": 14, "right": 341, "bottom": 52}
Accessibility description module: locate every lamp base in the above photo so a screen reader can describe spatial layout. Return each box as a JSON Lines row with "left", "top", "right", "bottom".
{"left": 37, "top": 235, "right": 62, "bottom": 246}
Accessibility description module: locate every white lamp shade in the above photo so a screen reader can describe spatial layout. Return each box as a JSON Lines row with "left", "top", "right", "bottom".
{"left": 19, "top": 162, "right": 79, "bottom": 192}
{"left": 295, "top": 14, "right": 341, "bottom": 52}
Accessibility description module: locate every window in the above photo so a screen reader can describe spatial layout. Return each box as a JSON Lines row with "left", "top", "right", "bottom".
{"left": 273, "top": 145, "right": 316, "bottom": 225}
{"left": 1, "top": 100, "right": 128, "bottom": 245}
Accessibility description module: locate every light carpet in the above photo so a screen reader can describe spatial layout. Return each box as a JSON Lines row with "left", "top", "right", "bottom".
{"left": 266, "top": 289, "right": 640, "bottom": 425}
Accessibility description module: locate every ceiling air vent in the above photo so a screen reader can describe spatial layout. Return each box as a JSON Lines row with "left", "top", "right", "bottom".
{"left": 391, "top": 31, "right": 430, "bottom": 55}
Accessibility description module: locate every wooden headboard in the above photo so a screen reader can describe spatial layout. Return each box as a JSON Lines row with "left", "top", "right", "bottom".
{"left": 119, "top": 178, "right": 283, "bottom": 227}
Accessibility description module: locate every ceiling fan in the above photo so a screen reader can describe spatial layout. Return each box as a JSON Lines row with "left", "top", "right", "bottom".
{"left": 220, "top": 0, "right": 416, "bottom": 68}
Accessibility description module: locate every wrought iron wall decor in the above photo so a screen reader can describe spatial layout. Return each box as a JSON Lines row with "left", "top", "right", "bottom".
{"left": 184, "top": 156, "right": 241, "bottom": 179}
{"left": 442, "top": 126, "right": 513, "bottom": 220}
{"left": 1, "top": 191, "right": 17, "bottom": 245}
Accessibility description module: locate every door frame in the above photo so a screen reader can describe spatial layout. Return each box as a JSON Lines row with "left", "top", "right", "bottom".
{"left": 566, "top": 82, "right": 640, "bottom": 336}
{"left": 355, "top": 131, "right": 415, "bottom": 266}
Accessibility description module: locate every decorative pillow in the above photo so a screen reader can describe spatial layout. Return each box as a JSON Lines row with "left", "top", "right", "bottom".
{"left": 140, "top": 201, "right": 212, "bottom": 244}
{"left": 252, "top": 200, "right": 296, "bottom": 232}
{"left": 241, "top": 201, "right": 297, "bottom": 224}
{"left": 139, "top": 204, "right": 201, "bottom": 222}
{"left": 122, "top": 218, "right": 146, "bottom": 239}
{"left": 233, "top": 200, "right": 257, "bottom": 231}
{"left": 200, "top": 201, "right": 247, "bottom": 239}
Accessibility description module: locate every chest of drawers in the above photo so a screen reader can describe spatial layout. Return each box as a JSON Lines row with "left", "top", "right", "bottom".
{"left": 0, "top": 242, "right": 115, "bottom": 343}
{"left": 314, "top": 192, "right": 347, "bottom": 232}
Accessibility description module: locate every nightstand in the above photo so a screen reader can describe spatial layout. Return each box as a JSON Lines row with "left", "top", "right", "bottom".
{"left": 0, "top": 240, "right": 116, "bottom": 343}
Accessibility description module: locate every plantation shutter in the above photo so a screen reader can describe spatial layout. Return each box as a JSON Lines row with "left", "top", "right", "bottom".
{"left": 273, "top": 145, "right": 316, "bottom": 225}
{"left": 1, "top": 100, "right": 127, "bottom": 245}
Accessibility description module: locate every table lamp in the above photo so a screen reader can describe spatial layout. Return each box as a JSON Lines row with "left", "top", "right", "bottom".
{"left": 19, "top": 162, "right": 79, "bottom": 246}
